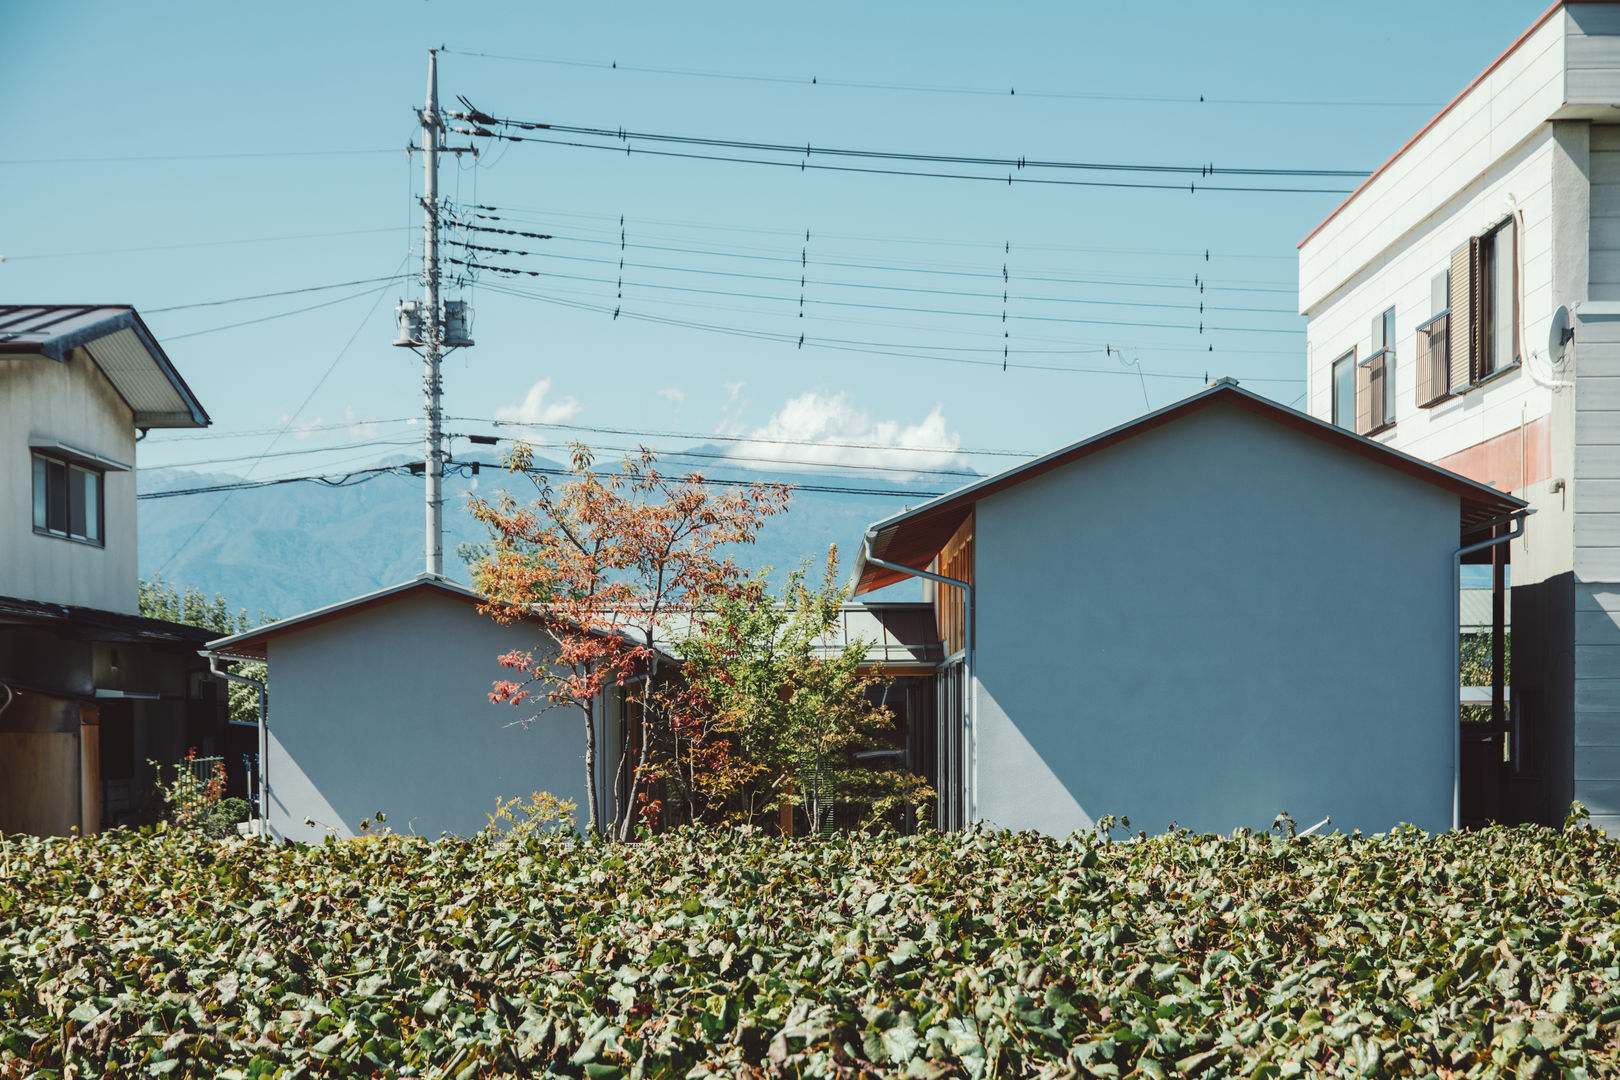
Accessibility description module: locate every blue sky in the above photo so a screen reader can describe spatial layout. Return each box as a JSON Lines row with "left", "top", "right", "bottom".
{"left": 3, "top": 1, "right": 1549, "bottom": 492}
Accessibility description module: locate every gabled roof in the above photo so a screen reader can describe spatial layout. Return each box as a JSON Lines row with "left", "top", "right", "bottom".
{"left": 851, "top": 380, "right": 1529, "bottom": 595}
{"left": 0, "top": 305, "right": 209, "bottom": 428}
{"left": 0, "top": 594, "right": 217, "bottom": 645}
{"left": 204, "top": 576, "right": 480, "bottom": 660}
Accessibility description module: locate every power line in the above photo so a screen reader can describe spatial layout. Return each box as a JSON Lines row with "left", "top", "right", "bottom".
{"left": 460, "top": 113, "right": 1367, "bottom": 178}
{"left": 162, "top": 283, "right": 401, "bottom": 340}
{"left": 146, "top": 275, "right": 415, "bottom": 313}
{"left": 455, "top": 212, "right": 1297, "bottom": 292}
{"left": 449, "top": 123, "right": 1356, "bottom": 195}
{"left": 3, "top": 226, "right": 414, "bottom": 262}
{"left": 447, "top": 416, "right": 1033, "bottom": 457}
{"left": 456, "top": 257, "right": 1302, "bottom": 334}
{"left": 458, "top": 200, "right": 1301, "bottom": 261}
{"left": 445, "top": 236, "right": 1299, "bottom": 315}
{"left": 440, "top": 47, "right": 1437, "bottom": 109}
{"left": 138, "top": 460, "right": 943, "bottom": 501}
{"left": 472, "top": 281, "right": 1306, "bottom": 380}
{"left": 152, "top": 260, "right": 409, "bottom": 574}
{"left": 475, "top": 275, "right": 1305, "bottom": 357}
{"left": 0, "top": 149, "right": 398, "bottom": 166}
{"left": 141, "top": 417, "right": 418, "bottom": 444}
{"left": 141, "top": 437, "right": 424, "bottom": 472}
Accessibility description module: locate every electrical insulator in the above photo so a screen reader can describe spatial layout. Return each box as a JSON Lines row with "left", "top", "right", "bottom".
{"left": 442, "top": 300, "right": 474, "bottom": 348}
{"left": 393, "top": 300, "right": 424, "bottom": 347}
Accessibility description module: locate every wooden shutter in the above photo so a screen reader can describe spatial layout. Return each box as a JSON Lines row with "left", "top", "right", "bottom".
{"left": 1415, "top": 330, "right": 1435, "bottom": 405}
{"left": 1355, "top": 354, "right": 1373, "bottom": 434}
{"left": 1450, "top": 239, "right": 1478, "bottom": 391}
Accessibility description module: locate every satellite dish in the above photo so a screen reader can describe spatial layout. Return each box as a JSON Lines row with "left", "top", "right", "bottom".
{"left": 1549, "top": 305, "right": 1574, "bottom": 366}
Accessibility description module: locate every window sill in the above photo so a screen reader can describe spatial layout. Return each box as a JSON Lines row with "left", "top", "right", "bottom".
{"left": 33, "top": 528, "right": 105, "bottom": 549}
{"left": 1364, "top": 421, "right": 1396, "bottom": 438}
{"left": 1418, "top": 392, "right": 1455, "bottom": 410}
{"left": 1462, "top": 360, "right": 1521, "bottom": 394}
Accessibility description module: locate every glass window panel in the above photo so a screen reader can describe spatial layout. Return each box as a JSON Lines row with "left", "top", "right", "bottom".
{"left": 1382, "top": 308, "right": 1396, "bottom": 350}
{"left": 68, "top": 467, "right": 86, "bottom": 539}
{"left": 46, "top": 459, "right": 68, "bottom": 535}
{"left": 32, "top": 456, "right": 47, "bottom": 530}
{"left": 1494, "top": 224, "right": 1515, "bottom": 371}
{"left": 82, "top": 469, "right": 100, "bottom": 543}
{"left": 1333, "top": 354, "right": 1356, "bottom": 429}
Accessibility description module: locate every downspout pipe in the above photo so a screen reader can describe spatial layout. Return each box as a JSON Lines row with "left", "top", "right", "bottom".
{"left": 860, "top": 532, "right": 976, "bottom": 828}
{"left": 203, "top": 651, "right": 269, "bottom": 839}
{"left": 1452, "top": 510, "right": 1530, "bottom": 830}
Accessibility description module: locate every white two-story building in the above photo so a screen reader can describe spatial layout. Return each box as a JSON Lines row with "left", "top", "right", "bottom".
{"left": 1300, "top": 0, "right": 1620, "bottom": 832}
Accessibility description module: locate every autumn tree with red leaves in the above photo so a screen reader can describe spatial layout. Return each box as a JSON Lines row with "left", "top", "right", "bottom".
{"left": 467, "top": 442, "right": 789, "bottom": 839}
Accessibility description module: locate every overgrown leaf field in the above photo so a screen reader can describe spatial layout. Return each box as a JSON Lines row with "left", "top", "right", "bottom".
{"left": 2, "top": 822, "right": 1618, "bottom": 1078}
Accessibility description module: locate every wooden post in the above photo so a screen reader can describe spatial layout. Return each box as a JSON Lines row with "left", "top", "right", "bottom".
{"left": 1492, "top": 526, "right": 1507, "bottom": 735}
{"left": 78, "top": 704, "right": 101, "bottom": 837}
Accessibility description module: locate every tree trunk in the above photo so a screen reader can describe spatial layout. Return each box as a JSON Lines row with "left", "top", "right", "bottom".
{"left": 581, "top": 696, "right": 600, "bottom": 837}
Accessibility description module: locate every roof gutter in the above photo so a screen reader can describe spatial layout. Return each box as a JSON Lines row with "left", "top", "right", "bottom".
{"left": 1451, "top": 509, "right": 1531, "bottom": 830}
{"left": 860, "top": 531, "right": 975, "bottom": 829}
{"left": 204, "top": 650, "right": 270, "bottom": 839}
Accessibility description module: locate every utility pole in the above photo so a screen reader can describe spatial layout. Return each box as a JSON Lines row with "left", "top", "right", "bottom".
{"left": 422, "top": 48, "right": 445, "bottom": 578}
{"left": 398, "top": 48, "right": 474, "bottom": 577}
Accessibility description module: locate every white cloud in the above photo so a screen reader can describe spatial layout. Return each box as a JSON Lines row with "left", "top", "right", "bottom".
{"left": 716, "top": 380, "right": 749, "bottom": 436}
{"left": 657, "top": 386, "right": 687, "bottom": 405}
{"left": 727, "top": 392, "right": 962, "bottom": 478}
{"left": 342, "top": 405, "right": 381, "bottom": 441}
{"left": 493, "top": 378, "right": 583, "bottom": 434}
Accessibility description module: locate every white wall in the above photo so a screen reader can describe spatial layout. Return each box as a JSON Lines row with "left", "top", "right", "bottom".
{"left": 263, "top": 588, "right": 592, "bottom": 840}
{"left": 0, "top": 349, "right": 138, "bottom": 613}
{"left": 970, "top": 404, "right": 1460, "bottom": 836}
{"left": 1302, "top": 129, "right": 1559, "bottom": 470}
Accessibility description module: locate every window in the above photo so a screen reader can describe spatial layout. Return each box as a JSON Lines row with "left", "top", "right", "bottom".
{"left": 32, "top": 452, "right": 103, "bottom": 544}
{"left": 1331, "top": 349, "right": 1357, "bottom": 430}
{"left": 1416, "top": 270, "right": 1452, "bottom": 408}
{"left": 1357, "top": 306, "right": 1396, "bottom": 434}
{"left": 1448, "top": 217, "right": 1519, "bottom": 392}
{"left": 1480, "top": 218, "right": 1518, "bottom": 378}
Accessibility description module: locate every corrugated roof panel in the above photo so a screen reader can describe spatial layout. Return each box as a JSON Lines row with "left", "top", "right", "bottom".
{"left": 0, "top": 305, "right": 209, "bottom": 428}
{"left": 86, "top": 329, "right": 198, "bottom": 427}
{"left": 0, "top": 305, "right": 125, "bottom": 351}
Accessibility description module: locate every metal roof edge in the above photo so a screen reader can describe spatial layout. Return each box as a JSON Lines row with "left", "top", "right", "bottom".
{"left": 126, "top": 309, "right": 211, "bottom": 427}
{"left": 204, "top": 575, "right": 481, "bottom": 653}
{"left": 851, "top": 381, "right": 1527, "bottom": 592}
{"left": 1298, "top": 0, "right": 1571, "bottom": 251}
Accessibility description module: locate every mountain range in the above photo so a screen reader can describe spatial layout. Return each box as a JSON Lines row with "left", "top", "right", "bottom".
{"left": 136, "top": 450, "right": 954, "bottom": 620}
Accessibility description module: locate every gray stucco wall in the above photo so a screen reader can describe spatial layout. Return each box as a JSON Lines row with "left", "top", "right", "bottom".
{"left": 971, "top": 403, "right": 1461, "bottom": 837}
{"left": 264, "top": 589, "right": 589, "bottom": 840}
{"left": 0, "top": 349, "right": 139, "bottom": 613}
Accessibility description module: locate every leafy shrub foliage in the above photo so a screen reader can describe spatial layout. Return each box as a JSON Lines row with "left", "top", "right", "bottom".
{"left": 2, "top": 822, "right": 1618, "bottom": 1077}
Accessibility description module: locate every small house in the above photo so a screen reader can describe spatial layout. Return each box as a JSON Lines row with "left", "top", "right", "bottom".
{"left": 849, "top": 380, "right": 1528, "bottom": 837}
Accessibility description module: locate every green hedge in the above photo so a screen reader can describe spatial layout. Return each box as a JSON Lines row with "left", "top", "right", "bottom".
{"left": 2, "top": 820, "right": 1617, "bottom": 1078}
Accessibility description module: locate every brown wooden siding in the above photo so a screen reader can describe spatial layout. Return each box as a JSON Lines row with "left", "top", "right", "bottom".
{"left": 933, "top": 510, "right": 974, "bottom": 656}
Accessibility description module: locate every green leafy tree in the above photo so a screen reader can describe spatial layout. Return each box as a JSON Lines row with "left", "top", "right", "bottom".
{"left": 139, "top": 576, "right": 270, "bottom": 728}
{"left": 1460, "top": 631, "right": 1510, "bottom": 724}
{"left": 661, "top": 547, "right": 932, "bottom": 832}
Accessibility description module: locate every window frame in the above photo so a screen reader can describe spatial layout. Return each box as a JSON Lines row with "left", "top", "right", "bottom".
{"left": 1331, "top": 348, "right": 1357, "bottom": 431}
{"left": 31, "top": 451, "right": 105, "bottom": 547}
{"left": 1359, "top": 306, "right": 1397, "bottom": 435}
{"left": 1415, "top": 277, "right": 1452, "bottom": 411}
{"left": 1477, "top": 215, "right": 1519, "bottom": 381}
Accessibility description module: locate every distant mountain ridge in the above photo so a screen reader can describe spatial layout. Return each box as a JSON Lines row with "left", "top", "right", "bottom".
{"left": 137, "top": 451, "right": 954, "bottom": 618}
